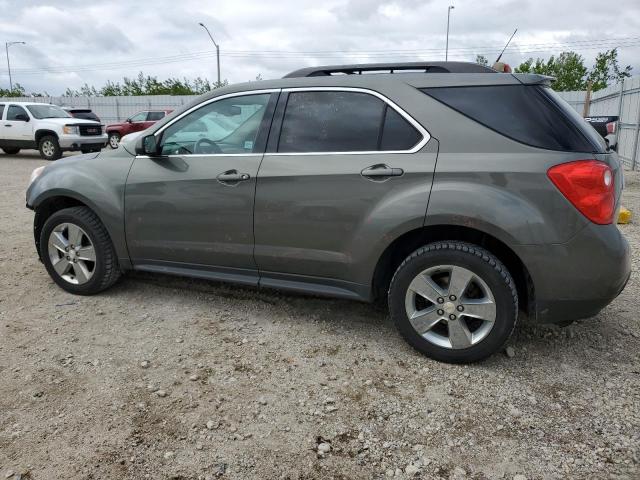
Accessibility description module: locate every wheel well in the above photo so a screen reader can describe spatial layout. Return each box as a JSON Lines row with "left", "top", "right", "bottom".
{"left": 35, "top": 130, "right": 59, "bottom": 144}
{"left": 372, "top": 225, "right": 535, "bottom": 315}
{"left": 33, "top": 196, "right": 88, "bottom": 256}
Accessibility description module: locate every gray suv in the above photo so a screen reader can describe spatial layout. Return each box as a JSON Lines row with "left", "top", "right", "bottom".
{"left": 26, "top": 62, "right": 630, "bottom": 363}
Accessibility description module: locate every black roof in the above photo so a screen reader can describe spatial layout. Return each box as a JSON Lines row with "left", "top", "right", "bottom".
{"left": 283, "top": 61, "right": 495, "bottom": 78}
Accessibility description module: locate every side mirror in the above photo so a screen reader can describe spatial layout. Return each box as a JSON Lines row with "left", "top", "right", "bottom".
{"left": 136, "top": 134, "right": 159, "bottom": 156}
{"left": 126, "top": 118, "right": 132, "bottom": 123}
{"left": 15, "top": 114, "right": 29, "bottom": 122}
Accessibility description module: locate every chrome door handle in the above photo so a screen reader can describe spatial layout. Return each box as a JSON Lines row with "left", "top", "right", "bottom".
{"left": 217, "top": 170, "right": 250, "bottom": 183}
{"left": 361, "top": 164, "right": 404, "bottom": 178}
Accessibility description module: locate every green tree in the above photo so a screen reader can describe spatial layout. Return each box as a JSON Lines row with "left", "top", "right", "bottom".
{"left": 515, "top": 49, "right": 632, "bottom": 92}
{"left": 62, "top": 72, "right": 228, "bottom": 97}
{"left": 0, "top": 83, "right": 26, "bottom": 97}
{"left": 587, "top": 49, "right": 632, "bottom": 91}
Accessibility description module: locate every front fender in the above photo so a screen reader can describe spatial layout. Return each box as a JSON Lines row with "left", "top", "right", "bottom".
{"left": 27, "top": 149, "right": 135, "bottom": 267}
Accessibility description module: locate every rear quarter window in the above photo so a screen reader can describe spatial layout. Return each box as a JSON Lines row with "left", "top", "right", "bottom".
{"left": 421, "top": 85, "right": 605, "bottom": 153}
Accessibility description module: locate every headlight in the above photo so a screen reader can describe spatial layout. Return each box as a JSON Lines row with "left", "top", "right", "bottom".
{"left": 29, "top": 166, "right": 46, "bottom": 186}
{"left": 63, "top": 125, "right": 79, "bottom": 135}
{"left": 101, "top": 125, "right": 106, "bottom": 134}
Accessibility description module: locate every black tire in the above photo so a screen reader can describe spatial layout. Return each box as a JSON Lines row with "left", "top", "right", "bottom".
{"left": 2, "top": 147, "right": 20, "bottom": 155}
{"left": 40, "top": 206, "right": 121, "bottom": 295}
{"left": 108, "top": 132, "right": 120, "bottom": 149}
{"left": 38, "top": 135, "right": 62, "bottom": 161}
{"left": 388, "top": 241, "right": 518, "bottom": 363}
{"left": 80, "top": 146, "right": 101, "bottom": 154}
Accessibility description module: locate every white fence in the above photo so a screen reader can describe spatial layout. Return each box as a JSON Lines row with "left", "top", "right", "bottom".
{"left": 558, "top": 76, "right": 640, "bottom": 170}
{"left": 0, "top": 95, "right": 198, "bottom": 123}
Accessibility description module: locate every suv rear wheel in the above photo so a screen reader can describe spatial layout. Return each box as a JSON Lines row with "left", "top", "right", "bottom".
{"left": 39, "top": 135, "right": 62, "bottom": 161}
{"left": 2, "top": 147, "right": 20, "bottom": 155}
{"left": 388, "top": 241, "right": 518, "bottom": 363}
{"left": 40, "top": 206, "right": 121, "bottom": 295}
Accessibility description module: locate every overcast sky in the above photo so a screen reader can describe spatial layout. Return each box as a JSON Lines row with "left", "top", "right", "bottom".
{"left": 1, "top": 0, "right": 639, "bottom": 94}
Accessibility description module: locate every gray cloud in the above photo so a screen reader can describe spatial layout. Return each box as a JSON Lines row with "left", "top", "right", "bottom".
{"left": 0, "top": 0, "right": 639, "bottom": 94}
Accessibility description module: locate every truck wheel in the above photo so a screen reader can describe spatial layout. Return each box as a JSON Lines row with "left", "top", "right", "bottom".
{"left": 108, "top": 132, "right": 120, "bottom": 149}
{"left": 2, "top": 147, "right": 20, "bottom": 155}
{"left": 388, "top": 241, "right": 518, "bottom": 364}
{"left": 39, "top": 135, "right": 62, "bottom": 161}
{"left": 40, "top": 206, "right": 121, "bottom": 295}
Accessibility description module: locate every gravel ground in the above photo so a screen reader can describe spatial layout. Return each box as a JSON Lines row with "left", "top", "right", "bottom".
{"left": 1, "top": 152, "right": 638, "bottom": 480}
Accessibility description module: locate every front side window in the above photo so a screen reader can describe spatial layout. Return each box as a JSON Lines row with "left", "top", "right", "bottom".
{"left": 278, "top": 91, "right": 422, "bottom": 153}
{"left": 0, "top": 105, "right": 4, "bottom": 119}
{"left": 160, "top": 93, "right": 271, "bottom": 155}
{"left": 129, "top": 112, "right": 148, "bottom": 122}
{"left": 147, "top": 111, "right": 166, "bottom": 121}
{"left": 26, "top": 104, "right": 71, "bottom": 119}
{"left": 7, "top": 105, "right": 29, "bottom": 121}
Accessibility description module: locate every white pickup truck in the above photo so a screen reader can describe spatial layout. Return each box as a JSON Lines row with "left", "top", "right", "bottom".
{"left": 0, "top": 102, "right": 108, "bottom": 160}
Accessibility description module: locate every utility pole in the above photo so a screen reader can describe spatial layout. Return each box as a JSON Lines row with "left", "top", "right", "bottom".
{"left": 446, "top": 5, "right": 455, "bottom": 61}
{"left": 198, "top": 23, "right": 221, "bottom": 86}
{"left": 5, "top": 41, "right": 26, "bottom": 91}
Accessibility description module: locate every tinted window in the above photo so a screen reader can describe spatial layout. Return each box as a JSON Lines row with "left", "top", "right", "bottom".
{"left": 129, "top": 112, "right": 147, "bottom": 122}
{"left": 278, "top": 91, "right": 385, "bottom": 153}
{"left": 421, "top": 85, "right": 602, "bottom": 153}
{"left": 0, "top": 105, "right": 4, "bottom": 119}
{"left": 147, "top": 111, "right": 166, "bottom": 121}
{"left": 7, "top": 105, "right": 28, "bottom": 121}
{"left": 161, "top": 93, "right": 271, "bottom": 155}
{"left": 380, "top": 107, "right": 421, "bottom": 150}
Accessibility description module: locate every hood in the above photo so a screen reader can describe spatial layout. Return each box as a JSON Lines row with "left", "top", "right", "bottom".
{"left": 107, "top": 122, "right": 127, "bottom": 129}
{"left": 38, "top": 117, "right": 102, "bottom": 126}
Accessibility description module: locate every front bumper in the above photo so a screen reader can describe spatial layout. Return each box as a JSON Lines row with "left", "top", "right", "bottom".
{"left": 515, "top": 223, "right": 631, "bottom": 324}
{"left": 58, "top": 133, "right": 108, "bottom": 150}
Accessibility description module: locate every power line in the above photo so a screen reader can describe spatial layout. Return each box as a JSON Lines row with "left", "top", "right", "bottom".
{"left": 2, "top": 36, "right": 639, "bottom": 77}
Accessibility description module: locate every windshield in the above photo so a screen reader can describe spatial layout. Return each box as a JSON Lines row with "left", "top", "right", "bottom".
{"left": 26, "top": 105, "right": 72, "bottom": 119}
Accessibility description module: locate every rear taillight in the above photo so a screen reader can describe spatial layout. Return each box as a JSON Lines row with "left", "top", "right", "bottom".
{"left": 606, "top": 121, "right": 617, "bottom": 134}
{"left": 547, "top": 160, "right": 615, "bottom": 225}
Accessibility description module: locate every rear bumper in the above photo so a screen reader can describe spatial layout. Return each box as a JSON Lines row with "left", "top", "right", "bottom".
{"left": 515, "top": 223, "right": 631, "bottom": 324}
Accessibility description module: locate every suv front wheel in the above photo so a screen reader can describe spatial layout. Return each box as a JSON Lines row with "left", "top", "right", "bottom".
{"left": 38, "top": 135, "right": 62, "bottom": 161}
{"left": 40, "top": 206, "right": 121, "bottom": 295}
{"left": 388, "top": 241, "right": 518, "bottom": 363}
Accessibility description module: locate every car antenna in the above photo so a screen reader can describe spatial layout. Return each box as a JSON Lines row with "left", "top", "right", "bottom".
{"left": 495, "top": 28, "right": 518, "bottom": 64}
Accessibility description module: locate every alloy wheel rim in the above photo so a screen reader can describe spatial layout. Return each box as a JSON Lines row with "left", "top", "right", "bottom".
{"left": 404, "top": 265, "right": 496, "bottom": 349}
{"left": 47, "top": 223, "right": 97, "bottom": 285}
{"left": 109, "top": 135, "right": 119, "bottom": 148}
{"left": 42, "top": 141, "right": 55, "bottom": 157}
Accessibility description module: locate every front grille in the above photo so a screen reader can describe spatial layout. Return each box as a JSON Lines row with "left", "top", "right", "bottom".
{"left": 79, "top": 124, "right": 103, "bottom": 136}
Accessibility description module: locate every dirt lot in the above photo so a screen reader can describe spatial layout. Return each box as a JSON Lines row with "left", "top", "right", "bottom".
{"left": 0, "top": 152, "right": 638, "bottom": 480}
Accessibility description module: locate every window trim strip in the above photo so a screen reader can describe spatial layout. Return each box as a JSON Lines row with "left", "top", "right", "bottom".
{"left": 147, "top": 87, "right": 430, "bottom": 158}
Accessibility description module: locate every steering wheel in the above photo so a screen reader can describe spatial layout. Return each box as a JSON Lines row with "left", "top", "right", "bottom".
{"left": 194, "top": 137, "right": 222, "bottom": 154}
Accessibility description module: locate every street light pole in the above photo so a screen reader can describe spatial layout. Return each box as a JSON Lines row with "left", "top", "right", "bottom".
{"left": 198, "top": 23, "right": 221, "bottom": 86}
{"left": 446, "top": 6, "right": 455, "bottom": 61}
{"left": 5, "top": 41, "right": 26, "bottom": 91}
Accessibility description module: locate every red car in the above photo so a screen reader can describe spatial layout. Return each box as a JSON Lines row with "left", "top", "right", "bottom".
{"left": 106, "top": 109, "right": 173, "bottom": 148}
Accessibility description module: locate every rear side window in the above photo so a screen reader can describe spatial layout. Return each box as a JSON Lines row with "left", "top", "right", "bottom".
{"left": 147, "top": 111, "right": 166, "bottom": 121}
{"left": 421, "top": 85, "right": 604, "bottom": 153}
{"left": 0, "top": 105, "right": 4, "bottom": 119}
{"left": 278, "top": 91, "right": 422, "bottom": 153}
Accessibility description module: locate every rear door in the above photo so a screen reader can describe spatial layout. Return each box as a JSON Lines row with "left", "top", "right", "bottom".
{"left": 253, "top": 87, "right": 438, "bottom": 290}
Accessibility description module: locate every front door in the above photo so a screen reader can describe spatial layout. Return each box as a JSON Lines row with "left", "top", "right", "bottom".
{"left": 125, "top": 91, "right": 278, "bottom": 279}
{"left": 254, "top": 88, "right": 438, "bottom": 291}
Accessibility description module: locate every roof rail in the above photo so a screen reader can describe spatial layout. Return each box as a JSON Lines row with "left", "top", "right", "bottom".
{"left": 283, "top": 61, "right": 495, "bottom": 78}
